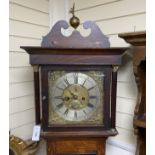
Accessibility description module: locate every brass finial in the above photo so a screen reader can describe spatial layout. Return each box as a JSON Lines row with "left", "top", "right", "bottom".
{"left": 69, "top": 3, "right": 80, "bottom": 29}
{"left": 70, "top": 3, "right": 75, "bottom": 16}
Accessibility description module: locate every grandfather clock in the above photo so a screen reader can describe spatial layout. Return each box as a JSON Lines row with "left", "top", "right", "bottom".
{"left": 21, "top": 7, "right": 127, "bottom": 155}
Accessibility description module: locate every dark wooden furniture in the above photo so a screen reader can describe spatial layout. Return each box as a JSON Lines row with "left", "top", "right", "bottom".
{"left": 119, "top": 31, "right": 146, "bottom": 155}
{"left": 21, "top": 19, "right": 127, "bottom": 155}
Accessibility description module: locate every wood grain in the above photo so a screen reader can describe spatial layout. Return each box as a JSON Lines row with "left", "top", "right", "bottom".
{"left": 47, "top": 138, "right": 106, "bottom": 155}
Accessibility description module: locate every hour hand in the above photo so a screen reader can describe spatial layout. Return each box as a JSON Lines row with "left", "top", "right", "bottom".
{"left": 68, "top": 89, "right": 78, "bottom": 100}
{"left": 68, "top": 89, "right": 75, "bottom": 96}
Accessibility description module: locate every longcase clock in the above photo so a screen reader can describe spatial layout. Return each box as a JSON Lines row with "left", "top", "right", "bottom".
{"left": 21, "top": 9, "right": 127, "bottom": 155}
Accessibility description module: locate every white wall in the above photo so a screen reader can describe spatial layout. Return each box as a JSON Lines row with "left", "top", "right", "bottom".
{"left": 49, "top": 0, "right": 69, "bottom": 27}
{"left": 68, "top": 0, "right": 146, "bottom": 154}
{"left": 9, "top": 0, "right": 49, "bottom": 140}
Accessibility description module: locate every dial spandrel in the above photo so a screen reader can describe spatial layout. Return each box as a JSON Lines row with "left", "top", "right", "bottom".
{"left": 48, "top": 71, "right": 104, "bottom": 125}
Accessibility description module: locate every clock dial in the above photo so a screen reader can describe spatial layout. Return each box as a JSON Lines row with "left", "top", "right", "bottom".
{"left": 48, "top": 71, "right": 104, "bottom": 125}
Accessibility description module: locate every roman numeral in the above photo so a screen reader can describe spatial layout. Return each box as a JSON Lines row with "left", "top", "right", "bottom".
{"left": 56, "top": 86, "right": 64, "bottom": 91}
{"left": 56, "top": 103, "right": 63, "bottom": 109}
{"left": 54, "top": 96, "right": 63, "bottom": 100}
{"left": 89, "top": 96, "right": 97, "bottom": 99}
{"left": 88, "top": 85, "right": 96, "bottom": 91}
{"left": 64, "top": 78, "right": 70, "bottom": 87}
{"left": 82, "top": 78, "right": 88, "bottom": 86}
{"left": 73, "top": 73, "right": 78, "bottom": 84}
{"left": 83, "top": 110, "right": 87, "bottom": 115}
{"left": 87, "top": 103, "right": 94, "bottom": 108}
{"left": 74, "top": 111, "right": 77, "bottom": 119}
{"left": 64, "top": 108, "right": 69, "bottom": 115}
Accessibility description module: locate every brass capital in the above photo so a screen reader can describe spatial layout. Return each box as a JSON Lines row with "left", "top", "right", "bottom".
{"left": 32, "top": 65, "right": 39, "bottom": 72}
{"left": 112, "top": 65, "right": 119, "bottom": 72}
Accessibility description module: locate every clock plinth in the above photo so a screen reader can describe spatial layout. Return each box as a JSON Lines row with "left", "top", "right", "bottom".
{"left": 47, "top": 138, "right": 106, "bottom": 155}
{"left": 21, "top": 19, "right": 127, "bottom": 155}
{"left": 42, "top": 129, "right": 117, "bottom": 155}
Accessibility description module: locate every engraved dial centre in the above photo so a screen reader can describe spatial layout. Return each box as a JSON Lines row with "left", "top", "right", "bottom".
{"left": 63, "top": 84, "right": 89, "bottom": 110}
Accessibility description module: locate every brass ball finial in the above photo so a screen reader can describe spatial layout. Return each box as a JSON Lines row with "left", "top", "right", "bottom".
{"left": 69, "top": 3, "right": 80, "bottom": 29}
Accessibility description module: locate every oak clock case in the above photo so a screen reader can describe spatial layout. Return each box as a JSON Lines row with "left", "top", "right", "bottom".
{"left": 21, "top": 13, "right": 127, "bottom": 155}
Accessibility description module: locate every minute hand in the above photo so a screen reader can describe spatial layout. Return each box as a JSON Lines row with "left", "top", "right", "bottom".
{"left": 68, "top": 89, "right": 74, "bottom": 96}
{"left": 68, "top": 89, "right": 78, "bottom": 99}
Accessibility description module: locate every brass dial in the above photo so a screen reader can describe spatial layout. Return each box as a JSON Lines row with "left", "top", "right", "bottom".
{"left": 50, "top": 72, "right": 101, "bottom": 122}
{"left": 48, "top": 71, "right": 104, "bottom": 125}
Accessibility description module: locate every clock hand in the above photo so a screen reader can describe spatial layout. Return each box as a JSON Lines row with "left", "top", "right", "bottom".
{"left": 68, "top": 89, "right": 75, "bottom": 96}
{"left": 68, "top": 89, "right": 78, "bottom": 99}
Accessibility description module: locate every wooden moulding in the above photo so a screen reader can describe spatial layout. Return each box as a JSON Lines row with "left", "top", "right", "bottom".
{"left": 20, "top": 47, "right": 127, "bottom": 66}
{"left": 41, "top": 20, "right": 110, "bottom": 48}
{"left": 41, "top": 129, "right": 118, "bottom": 139}
{"left": 119, "top": 31, "right": 146, "bottom": 46}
